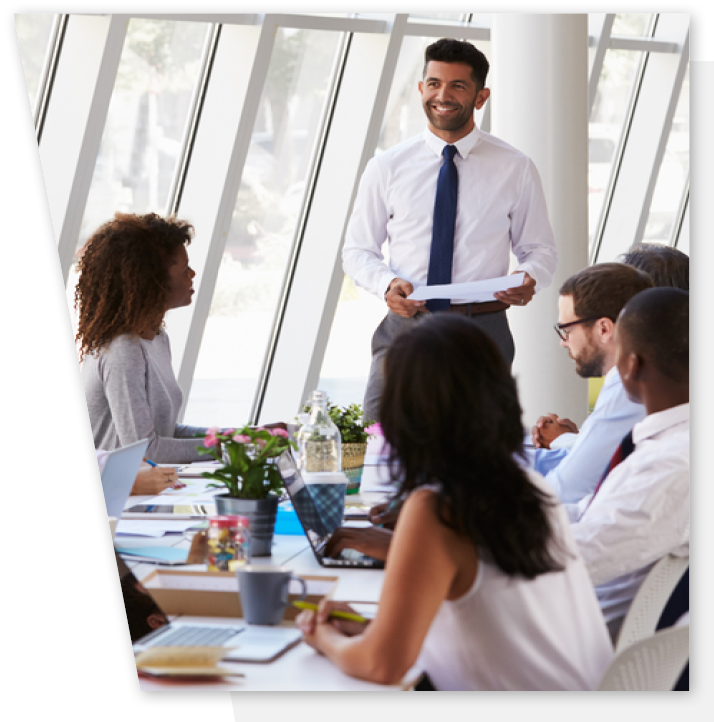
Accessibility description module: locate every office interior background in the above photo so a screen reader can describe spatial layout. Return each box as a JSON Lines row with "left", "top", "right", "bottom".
{"left": 16, "top": 11, "right": 690, "bottom": 431}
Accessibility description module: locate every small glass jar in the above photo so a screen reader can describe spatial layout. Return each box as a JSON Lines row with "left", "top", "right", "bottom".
{"left": 206, "top": 515, "right": 251, "bottom": 572}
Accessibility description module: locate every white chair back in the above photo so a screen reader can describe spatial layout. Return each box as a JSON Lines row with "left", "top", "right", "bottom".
{"left": 615, "top": 554, "right": 689, "bottom": 652}
{"left": 598, "top": 625, "right": 689, "bottom": 691}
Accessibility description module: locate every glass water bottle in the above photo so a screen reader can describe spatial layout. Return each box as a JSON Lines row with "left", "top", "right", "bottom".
{"left": 297, "top": 390, "right": 341, "bottom": 472}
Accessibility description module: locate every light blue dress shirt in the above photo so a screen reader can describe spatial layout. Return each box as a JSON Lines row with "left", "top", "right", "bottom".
{"left": 527, "top": 367, "right": 647, "bottom": 505}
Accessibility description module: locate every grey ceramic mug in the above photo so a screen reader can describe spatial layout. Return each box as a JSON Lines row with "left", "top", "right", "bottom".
{"left": 237, "top": 566, "right": 307, "bottom": 625}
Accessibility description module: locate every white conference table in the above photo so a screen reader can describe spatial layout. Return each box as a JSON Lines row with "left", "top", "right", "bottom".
{"left": 118, "top": 460, "right": 419, "bottom": 691}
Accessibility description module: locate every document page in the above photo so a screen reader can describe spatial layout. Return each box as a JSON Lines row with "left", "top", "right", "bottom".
{"left": 408, "top": 272, "right": 524, "bottom": 302}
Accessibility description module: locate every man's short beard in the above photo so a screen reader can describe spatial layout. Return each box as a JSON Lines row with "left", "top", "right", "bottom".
{"left": 574, "top": 346, "right": 606, "bottom": 378}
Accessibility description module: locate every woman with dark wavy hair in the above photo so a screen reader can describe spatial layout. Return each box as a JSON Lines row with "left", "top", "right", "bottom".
{"left": 298, "top": 314, "right": 612, "bottom": 690}
{"left": 77, "top": 212, "right": 213, "bottom": 464}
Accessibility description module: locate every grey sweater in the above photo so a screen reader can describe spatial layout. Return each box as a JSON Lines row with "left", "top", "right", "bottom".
{"left": 81, "top": 331, "right": 209, "bottom": 463}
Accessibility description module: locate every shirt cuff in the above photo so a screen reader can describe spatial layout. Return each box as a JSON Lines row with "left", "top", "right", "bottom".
{"left": 549, "top": 432, "right": 578, "bottom": 451}
{"left": 513, "top": 264, "right": 539, "bottom": 291}
{"left": 379, "top": 274, "right": 398, "bottom": 301}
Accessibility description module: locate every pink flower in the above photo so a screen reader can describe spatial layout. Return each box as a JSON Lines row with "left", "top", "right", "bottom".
{"left": 204, "top": 434, "right": 218, "bottom": 448}
{"left": 268, "top": 428, "right": 289, "bottom": 438}
{"left": 222, "top": 428, "right": 235, "bottom": 436}
{"left": 232, "top": 434, "right": 251, "bottom": 443}
{"left": 206, "top": 427, "right": 220, "bottom": 436}
{"left": 365, "top": 423, "right": 382, "bottom": 436}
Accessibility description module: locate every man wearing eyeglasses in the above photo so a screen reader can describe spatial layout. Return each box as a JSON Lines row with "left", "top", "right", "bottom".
{"left": 529, "top": 262, "right": 653, "bottom": 508}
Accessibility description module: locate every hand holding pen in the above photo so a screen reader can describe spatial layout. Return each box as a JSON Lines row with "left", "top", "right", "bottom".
{"left": 369, "top": 497, "right": 401, "bottom": 529}
{"left": 141, "top": 459, "right": 186, "bottom": 491}
{"left": 295, "top": 600, "right": 370, "bottom": 640}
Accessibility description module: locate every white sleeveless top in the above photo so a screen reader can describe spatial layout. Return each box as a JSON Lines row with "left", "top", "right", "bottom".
{"left": 416, "top": 472, "right": 613, "bottom": 690}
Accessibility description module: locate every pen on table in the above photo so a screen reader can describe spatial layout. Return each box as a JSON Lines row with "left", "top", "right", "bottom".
{"left": 291, "top": 601, "right": 368, "bottom": 624}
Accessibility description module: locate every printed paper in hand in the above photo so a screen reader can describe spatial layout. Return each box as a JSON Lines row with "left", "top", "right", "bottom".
{"left": 408, "top": 272, "right": 524, "bottom": 302}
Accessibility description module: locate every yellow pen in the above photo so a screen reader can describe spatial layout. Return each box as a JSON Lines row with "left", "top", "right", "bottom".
{"left": 292, "top": 600, "right": 368, "bottom": 624}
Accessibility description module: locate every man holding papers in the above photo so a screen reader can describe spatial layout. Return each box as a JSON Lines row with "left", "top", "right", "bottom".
{"left": 342, "top": 39, "right": 557, "bottom": 421}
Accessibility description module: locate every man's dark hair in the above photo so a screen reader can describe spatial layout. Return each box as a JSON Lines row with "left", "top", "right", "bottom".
{"left": 379, "top": 314, "right": 567, "bottom": 580}
{"left": 620, "top": 243, "right": 689, "bottom": 291}
{"left": 618, "top": 287, "right": 689, "bottom": 383}
{"left": 559, "top": 262, "right": 654, "bottom": 326}
{"left": 424, "top": 38, "right": 490, "bottom": 90}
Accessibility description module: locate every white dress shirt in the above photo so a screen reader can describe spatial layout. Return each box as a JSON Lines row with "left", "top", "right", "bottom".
{"left": 569, "top": 403, "right": 690, "bottom": 622}
{"left": 342, "top": 125, "right": 558, "bottom": 303}
{"left": 530, "top": 366, "right": 647, "bottom": 506}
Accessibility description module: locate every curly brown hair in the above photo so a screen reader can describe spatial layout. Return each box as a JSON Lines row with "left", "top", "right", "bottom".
{"left": 74, "top": 212, "right": 194, "bottom": 360}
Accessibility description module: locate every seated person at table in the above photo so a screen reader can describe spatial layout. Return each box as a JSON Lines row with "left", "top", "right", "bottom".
{"left": 532, "top": 246, "right": 688, "bottom": 481}
{"left": 298, "top": 314, "right": 613, "bottom": 690}
{"left": 528, "top": 263, "right": 652, "bottom": 505}
{"left": 77, "top": 213, "right": 284, "bottom": 464}
{"left": 567, "top": 287, "right": 689, "bottom": 639}
{"left": 96, "top": 449, "right": 185, "bottom": 495}
{"left": 620, "top": 242, "right": 689, "bottom": 291}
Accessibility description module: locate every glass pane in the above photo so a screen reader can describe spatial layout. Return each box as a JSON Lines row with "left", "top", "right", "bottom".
{"left": 76, "top": 19, "right": 211, "bottom": 254}
{"left": 14, "top": 13, "right": 56, "bottom": 114}
{"left": 612, "top": 13, "right": 652, "bottom": 37}
{"left": 409, "top": 13, "right": 469, "bottom": 23}
{"left": 643, "top": 63, "right": 689, "bottom": 243}
{"left": 589, "top": 49, "right": 643, "bottom": 248}
{"left": 318, "top": 35, "right": 492, "bottom": 409}
{"left": 184, "top": 28, "right": 342, "bottom": 426}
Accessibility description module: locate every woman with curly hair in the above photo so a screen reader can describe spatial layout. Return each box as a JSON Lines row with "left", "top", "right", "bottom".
{"left": 78, "top": 212, "right": 213, "bottom": 464}
{"left": 297, "top": 314, "right": 613, "bottom": 690}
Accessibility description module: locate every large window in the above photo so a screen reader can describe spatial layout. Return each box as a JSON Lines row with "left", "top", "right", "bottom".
{"left": 184, "top": 28, "right": 343, "bottom": 426}
{"left": 14, "top": 13, "right": 56, "bottom": 117}
{"left": 26, "top": 12, "right": 690, "bottom": 423}
{"left": 588, "top": 48, "right": 644, "bottom": 244}
{"left": 643, "top": 65, "right": 689, "bottom": 243}
{"left": 77, "top": 19, "right": 210, "bottom": 251}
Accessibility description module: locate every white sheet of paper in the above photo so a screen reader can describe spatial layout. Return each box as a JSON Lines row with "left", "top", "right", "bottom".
{"left": 115, "top": 519, "right": 199, "bottom": 537}
{"left": 407, "top": 272, "right": 525, "bottom": 302}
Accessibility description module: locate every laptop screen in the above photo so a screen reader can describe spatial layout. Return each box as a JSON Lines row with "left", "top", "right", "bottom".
{"left": 277, "top": 452, "right": 335, "bottom": 559}
{"left": 114, "top": 553, "right": 169, "bottom": 641}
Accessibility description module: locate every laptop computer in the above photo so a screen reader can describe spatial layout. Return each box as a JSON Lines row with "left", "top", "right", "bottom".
{"left": 278, "top": 451, "right": 385, "bottom": 569}
{"left": 100, "top": 439, "right": 150, "bottom": 518}
{"left": 116, "top": 553, "right": 302, "bottom": 663}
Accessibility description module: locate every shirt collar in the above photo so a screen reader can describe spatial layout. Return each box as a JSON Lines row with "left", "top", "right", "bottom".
{"left": 423, "top": 124, "right": 481, "bottom": 160}
{"left": 602, "top": 365, "right": 621, "bottom": 390}
{"left": 632, "top": 402, "right": 690, "bottom": 446}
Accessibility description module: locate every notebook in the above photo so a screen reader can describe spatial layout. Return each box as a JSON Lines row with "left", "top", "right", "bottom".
{"left": 278, "top": 451, "right": 385, "bottom": 569}
{"left": 100, "top": 439, "right": 149, "bottom": 519}
{"left": 117, "top": 553, "right": 301, "bottom": 663}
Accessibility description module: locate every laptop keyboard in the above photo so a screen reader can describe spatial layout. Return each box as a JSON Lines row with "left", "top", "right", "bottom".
{"left": 144, "top": 624, "right": 243, "bottom": 647}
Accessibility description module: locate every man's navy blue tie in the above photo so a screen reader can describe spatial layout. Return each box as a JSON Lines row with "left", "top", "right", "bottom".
{"left": 426, "top": 144, "right": 458, "bottom": 313}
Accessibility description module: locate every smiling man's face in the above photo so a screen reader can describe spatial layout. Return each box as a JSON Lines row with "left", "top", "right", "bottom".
{"left": 418, "top": 60, "right": 489, "bottom": 142}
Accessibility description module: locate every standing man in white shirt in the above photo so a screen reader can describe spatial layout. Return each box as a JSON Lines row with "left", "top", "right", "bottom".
{"left": 342, "top": 38, "right": 558, "bottom": 422}
{"left": 568, "top": 287, "right": 689, "bottom": 639}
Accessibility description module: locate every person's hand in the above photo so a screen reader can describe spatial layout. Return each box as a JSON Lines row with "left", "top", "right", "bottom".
{"left": 385, "top": 278, "right": 427, "bottom": 318}
{"left": 493, "top": 271, "right": 536, "bottom": 307}
{"left": 531, "top": 413, "right": 579, "bottom": 449}
{"left": 296, "top": 600, "right": 369, "bottom": 651}
{"left": 131, "top": 465, "right": 185, "bottom": 495}
{"left": 323, "top": 526, "right": 393, "bottom": 562}
{"left": 368, "top": 500, "right": 400, "bottom": 529}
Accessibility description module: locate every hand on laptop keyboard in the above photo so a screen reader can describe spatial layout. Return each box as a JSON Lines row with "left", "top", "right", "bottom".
{"left": 323, "top": 526, "right": 392, "bottom": 562}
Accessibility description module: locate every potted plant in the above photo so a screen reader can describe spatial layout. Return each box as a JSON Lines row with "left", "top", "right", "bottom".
{"left": 300, "top": 399, "right": 375, "bottom": 494}
{"left": 196, "top": 425, "right": 295, "bottom": 556}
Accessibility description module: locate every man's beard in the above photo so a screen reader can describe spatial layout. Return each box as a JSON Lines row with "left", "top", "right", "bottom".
{"left": 423, "top": 99, "right": 475, "bottom": 132}
{"left": 574, "top": 344, "right": 606, "bottom": 378}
